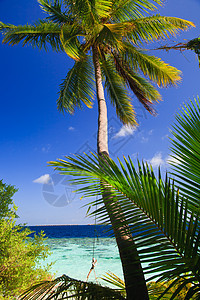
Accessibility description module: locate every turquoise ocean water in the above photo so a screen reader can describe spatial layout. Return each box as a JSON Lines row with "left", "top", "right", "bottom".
{"left": 29, "top": 225, "right": 123, "bottom": 284}
{"left": 45, "top": 238, "right": 123, "bottom": 283}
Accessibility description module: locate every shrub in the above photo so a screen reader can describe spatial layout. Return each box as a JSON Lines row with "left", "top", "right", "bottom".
{"left": 0, "top": 180, "right": 52, "bottom": 299}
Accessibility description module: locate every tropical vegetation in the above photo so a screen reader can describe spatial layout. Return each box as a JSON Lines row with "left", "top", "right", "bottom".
{"left": 0, "top": 1, "right": 196, "bottom": 298}
{"left": 20, "top": 94, "right": 200, "bottom": 299}
{"left": 0, "top": 0, "right": 194, "bottom": 156}
{"left": 0, "top": 180, "right": 52, "bottom": 299}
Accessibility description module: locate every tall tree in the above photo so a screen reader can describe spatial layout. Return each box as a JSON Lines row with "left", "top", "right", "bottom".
{"left": 0, "top": 1, "right": 194, "bottom": 298}
{"left": 0, "top": 0, "right": 194, "bottom": 156}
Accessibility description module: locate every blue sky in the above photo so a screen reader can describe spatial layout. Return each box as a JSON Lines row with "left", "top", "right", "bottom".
{"left": 0, "top": 0, "right": 199, "bottom": 225}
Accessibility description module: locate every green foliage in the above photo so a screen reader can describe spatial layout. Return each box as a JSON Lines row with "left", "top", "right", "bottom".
{"left": 50, "top": 154, "right": 200, "bottom": 299}
{"left": 124, "top": 16, "right": 193, "bottom": 45}
{"left": 186, "top": 38, "right": 200, "bottom": 66}
{"left": 0, "top": 20, "right": 62, "bottom": 51}
{"left": 57, "top": 56, "right": 95, "bottom": 113}
{"left": 147, "top": 281, "right": 196, "bottom": 300}
{"left": 0, "top": 181, "right": 52, "bottom": 299}
{"left": 170, "top": 96, "right": 200, "bottom": 212}
{"left": 121, "top": 43, "right": 181, "bottom": 87}
{"left": 20, "top": 274, "right": 126, "bottom": 300}
{"left": 47, "top": 96, "right": 200, "bottom": 299}
{"left": 101, "top": 272, "right": 195, "bottom": 299}
{"left": 0, "top": 180, "right": 17, "bottom": 218}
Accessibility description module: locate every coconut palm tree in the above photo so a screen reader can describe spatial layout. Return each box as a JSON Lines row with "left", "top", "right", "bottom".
{"left": 0, "top": 0, "right": 194, "bottom": 155}
{"left": 0, "top": 1, "right": 194, "bottom": 298}
{"left": 21, "top": 96, "right": 200, "bottom": 299}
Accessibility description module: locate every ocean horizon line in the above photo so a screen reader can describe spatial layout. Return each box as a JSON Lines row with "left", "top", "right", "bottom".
{"left": 27, "top": 224, "right": 103, "bottom": 226}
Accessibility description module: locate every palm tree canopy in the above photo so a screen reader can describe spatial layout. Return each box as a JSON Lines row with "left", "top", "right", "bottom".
{"left": 0, "top": 0, "right": 194, "bottom": 125}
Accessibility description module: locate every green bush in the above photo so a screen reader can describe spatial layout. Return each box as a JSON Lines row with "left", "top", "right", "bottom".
{"left": 0, "top": 180, "right": 52, "bottom": 299}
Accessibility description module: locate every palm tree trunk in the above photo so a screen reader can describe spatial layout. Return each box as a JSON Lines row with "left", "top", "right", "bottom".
{"left": 92, "top": 44, "right": 149, "bottom": 300}
{"left": 92, "top": 46, "right": 109, "bottom": 156}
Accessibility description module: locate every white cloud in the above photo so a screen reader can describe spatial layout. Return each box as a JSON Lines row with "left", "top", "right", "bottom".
{"left": 68, "top": 126, "right": 75, "bottom": 131}
{"left": 33, "top": 174, "right": 51, "bottom": 184}
{"left": 147, "top": 152, "right": 182, "bottom": 169}
{"left": 114, "top": 125, "right": 136, "bottom": 138}
{"left": 166, "top": 154, "right": 182, "bottom": 166}
{"left": 162, "top": 134, "right": 169, "bottom": 140}
{"left": 148, "top": 152, "right": 165, "bottom": 168}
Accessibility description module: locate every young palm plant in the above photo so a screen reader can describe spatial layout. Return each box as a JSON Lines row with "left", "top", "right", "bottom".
{"left": 0, "top": 1, "right": 195, "bottom": 298}
{"left": 49, "top": 96, "right": 200, "bottom": 299}
{"left": 20, "top": 96, "right": 200, "bottom": 298}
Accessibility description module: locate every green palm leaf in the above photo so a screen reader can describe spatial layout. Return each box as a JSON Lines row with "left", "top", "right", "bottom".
{"left": 102, "top": 272, "right": 126, "bottom": 293}
{"left": 60, "top": 23, "right": 85, "bottom": 59}
{"left": 20, "top": 274, "right": 126, "bottom": 299}
{"left": 121, "top": 43, "right": 181, "bottom": 87}
{"left": 124, "top": 15, "right": 194, "bottom": 45}
{"left": 63, "top": 0, "right": 99, "bottom": 26}
{"left": 38, "top": 0, "right": 71, "bottom": 24}
{"left": 112, "top": 55, "right": 161, "bottom": 114}
{"left": 96, "top": 23, "right": 124, "bottom": 48}
{"left": 169, "top": 96, "right": 200, "bottom": 213}
{"left": 49, "top": 153, "right": 200, "bottom": 298}
{"left": 110, "top": 0, "right": 162, "bottom": 22}
{"left": 57, "top": 56, "right": 95, "bottom": 114}
{"left": 0, "top": 20, "right": 62, "bottom": 51}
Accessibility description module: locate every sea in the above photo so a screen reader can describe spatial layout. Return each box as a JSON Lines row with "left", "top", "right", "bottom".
{"left": 28, "top": 225, "right": 123, "bottom": 285}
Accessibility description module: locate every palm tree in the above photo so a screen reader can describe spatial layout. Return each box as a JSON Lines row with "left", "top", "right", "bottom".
{"left": 0, "top": 1, "right": 194, "bottom": 298}
{"left": 0, "top": 0, "right": 194, "bottom": 155}
{"left": 21, "top": 96, "right": 200, "bottom": 299}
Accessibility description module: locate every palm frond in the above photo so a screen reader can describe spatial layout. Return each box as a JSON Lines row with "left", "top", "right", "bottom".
{"left": 93, "top": 0, "right": 113, "bottom": 19}
{"left": 38, "top": 0, "right": 71, "bottom": 24}
{"left": 100, "top": 55, "right": 137, "bottom": 126}
{"left": 169, "top": 96, "right": 200, "bottom": 213}
{"left": 96, "top": 24, "right": 124, "bottom": 49}
{"left": 124, "top": 15, "right": 194, "bottom": 45}
{"left": 102, "top": 272, "right": 126, "bottom": 295}
{"left": 147, "top": 280, "right": 195, "bottom": 299}
{"left": 0, "top": 20, "right": 62, "bottom": 51}
{"left": 60, "top": 23, "right": 85, "bottom": 60}
{"left": 63, "top": 0, "right": 99, "bottom": 27}
{"left": 49, "top": 153, "right": 200, "bottom": 298}
{"left": 20, "top": 274, "right": 126, "bottom": 299}
{"left": 113, "top": 54, "right": 161, "bottom": 115}
{"left": 121, "top": 43, "right": 181, "bottom": 87}
{"left": 57, "top": 55, "right": 95, "bottom": 114}
{"left": 110, "top": 0, "right": 162, "bottom": 23}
